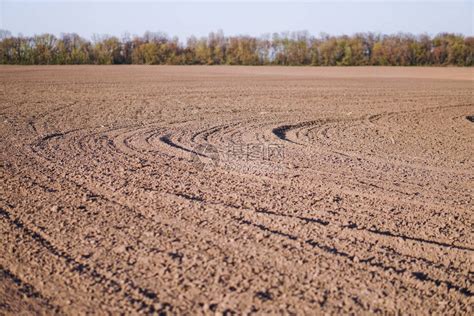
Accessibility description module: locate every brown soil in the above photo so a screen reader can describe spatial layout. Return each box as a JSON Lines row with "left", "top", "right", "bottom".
{"left": 1, "top": 66, "right": 473, "bottom": 314}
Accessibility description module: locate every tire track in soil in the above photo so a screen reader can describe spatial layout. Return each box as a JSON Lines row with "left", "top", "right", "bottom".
{"left": 29, "top": 112, "right": 473, "bottom": 262}
{"left": 163, "top": 189, "right": 474, "bottom": 298}
{"left": 0, "top": 207, "right": 173, "bottom": 315}
{"left": 2, "top": 66, "right": 473, "bottom": 314}
{"left": 0, "top": 265, "right": 62, "bottom": 315}
{"left": 9, "top": 138, "right": 468, "bottom": 312}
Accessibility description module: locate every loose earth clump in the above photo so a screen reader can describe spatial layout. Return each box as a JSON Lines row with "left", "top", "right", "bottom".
{"left": 0, "top": 66, "right": 473, "bottom": 314}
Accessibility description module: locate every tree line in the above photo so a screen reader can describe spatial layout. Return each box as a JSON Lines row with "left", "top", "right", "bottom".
{"left": 0, "top": 30, "right": 472, "bottom": 66}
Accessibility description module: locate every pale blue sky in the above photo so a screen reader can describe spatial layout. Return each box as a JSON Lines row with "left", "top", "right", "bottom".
{"left": 1, "top": 1, "right": 473, "bottom": 40}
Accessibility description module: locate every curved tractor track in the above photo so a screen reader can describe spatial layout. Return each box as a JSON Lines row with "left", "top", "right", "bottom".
{"left": 1, "top": 66, "right": 473, "bottom": 314}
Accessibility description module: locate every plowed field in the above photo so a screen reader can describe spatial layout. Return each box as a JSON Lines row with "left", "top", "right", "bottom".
{"left": 1, "top": 66, "right": 473, "bottom": 314}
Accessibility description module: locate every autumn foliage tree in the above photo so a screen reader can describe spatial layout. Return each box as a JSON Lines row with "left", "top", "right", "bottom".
{"left": 0, "top": 30, "right": 472, "bottom": 66}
